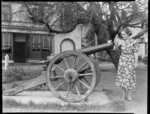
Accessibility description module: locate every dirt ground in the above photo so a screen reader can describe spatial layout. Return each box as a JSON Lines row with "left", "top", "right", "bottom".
{"left": 2, "top": 62, "right": 147, "bottom": 113}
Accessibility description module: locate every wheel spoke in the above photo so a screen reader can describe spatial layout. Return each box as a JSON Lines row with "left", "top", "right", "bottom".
{"left": 63, "top": 57, "right": 69, "bottom": 69}
{"left": 66, "top": 83, "right": 72, "bottom": 97}
{"left": 72, "top": 55, "right": 77, "bottom": 69}
{"left": 79, "top": 83, "right": 86, "bottom": 94}
{"left": 82, "top": 77, "right": 91, "bottom": 86}
{"left": 52, "top": 70, "right": 57, "bottom": 76}
{"left": 78, "top": 73, "right": 93, "bottom": 77}
{"left": 75, "top": 85, "right": 81, "bottom": 97}
{"left": 78, "top": 79, "right": 90, "bottom": 89}
{"left": 50, "top": 75, "right": 64, "bottom": 79}
{"left": 79, "top": 66, "right": 91, "bottom": 73}
{"left": 55, "top": 81, "right": 65, "bottom": 90}
{"left": 77, "top": 62, "right": 89, "bottom": 72}
{"left": 54, "top": 64, "right": 65, "bottom": 73}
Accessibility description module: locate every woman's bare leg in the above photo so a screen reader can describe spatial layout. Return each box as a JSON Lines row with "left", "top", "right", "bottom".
{"left": 128, "top": 89, "right": 132, "bottom": 100}
{"left": 121, "top": 87, "right": 126, "bottom": 100}
{"left": 126, "top": 89, "right": 132, "bottom": 101}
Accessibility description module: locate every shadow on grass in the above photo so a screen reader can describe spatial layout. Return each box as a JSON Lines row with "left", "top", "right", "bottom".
{"left": 3, "top": 96, "right": 126, "bottom": 112}
{"left": 102, "top": 88, "right": 126, "bottom": 112}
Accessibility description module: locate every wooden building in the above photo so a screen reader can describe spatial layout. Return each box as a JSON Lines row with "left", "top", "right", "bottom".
{"left": 2, "top": 2, "right": 84, "bottom": 63}
{"left": 2, "top": 2, "right": 56, "bottom": 63}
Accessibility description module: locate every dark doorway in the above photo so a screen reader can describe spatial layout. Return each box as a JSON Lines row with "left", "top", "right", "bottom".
{"left": 13, "top": 33, "right": 26, "bottom": 63}
{"left": 14, "top": 42, "right": 26, "bottom": 62}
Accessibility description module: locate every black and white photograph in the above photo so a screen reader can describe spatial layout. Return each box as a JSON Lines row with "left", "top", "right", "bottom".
{"left": 2, "top": 1, "right": 148, "bottom": 113}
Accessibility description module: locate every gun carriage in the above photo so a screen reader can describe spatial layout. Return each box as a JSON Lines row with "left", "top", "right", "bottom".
{"left": 3, "top": 42, "right": 113, "bottom": 103}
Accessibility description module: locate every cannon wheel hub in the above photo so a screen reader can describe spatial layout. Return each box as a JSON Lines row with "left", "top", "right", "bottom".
{"left": 64, "top": 69, "right": 78, "bottom": 82}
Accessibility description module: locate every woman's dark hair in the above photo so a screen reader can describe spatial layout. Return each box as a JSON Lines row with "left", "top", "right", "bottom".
{"left": 118, "top": 32, "right": 123, "bottom": 38}
{"left": 118, "top": 27, "right": 132, "bottom": 39}
{"left": 122, "top": 27, "right": 132, "bottom": 36}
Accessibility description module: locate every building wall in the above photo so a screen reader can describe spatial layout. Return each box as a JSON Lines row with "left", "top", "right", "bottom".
{"left": 53, "top": 23, "right": 92, "bottom": 55}
{"left": 53, "top": 25, "right": 82, "bottom": 55}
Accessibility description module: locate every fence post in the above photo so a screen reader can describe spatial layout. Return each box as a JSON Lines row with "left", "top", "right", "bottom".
{"left": 94, "top": 34, "right": 99, "bottom": 62}
{"left": 4, "top": 54, "right": 9, "bottom": 70}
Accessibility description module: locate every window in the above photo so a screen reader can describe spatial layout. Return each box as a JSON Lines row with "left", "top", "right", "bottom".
{"left": 42, "top": 35, "right": 50, "bottom": 50}
{"left": 31, "top": 34, "right": 41, "bottom": 51}
{"left": 32, "top": 35, "right": 36, "bottom": 50}
{"left": 2, "top": 32, "right": 11, "bottom": 53}
{"left": 42, "top": 35, "right": 51, "bottom": 59}
{"left": 145, "top": 43, "right": 148, "bottom": 56}
{"left": 2, "top": 33, "right": 11, "bottom": 47}
{"left": 2, "top": 4, "right": 11, "bottom": 22}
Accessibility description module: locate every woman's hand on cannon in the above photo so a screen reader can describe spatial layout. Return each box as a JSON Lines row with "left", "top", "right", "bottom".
{"left": 107, "top": 40, "right": 112, "bottom": 43}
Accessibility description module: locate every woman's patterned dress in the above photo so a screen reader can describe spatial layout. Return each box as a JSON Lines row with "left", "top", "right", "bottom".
{"left": 114, "top": 37, "right": 139, "bottom": 90}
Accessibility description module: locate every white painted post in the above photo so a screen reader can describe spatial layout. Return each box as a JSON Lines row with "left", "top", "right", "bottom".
{"left": 4, "top": 54, "right": 9, "bottom": 70}
{"left": 94, "top": 34, "right": 99, "bottom": 62}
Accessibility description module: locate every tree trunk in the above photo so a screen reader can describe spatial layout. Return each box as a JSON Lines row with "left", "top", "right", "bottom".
{"left": 107, "top": 48, "right": 121, "bottom": 71}
{"left": 94, "top": 23, "right": 121, "bottom": 71}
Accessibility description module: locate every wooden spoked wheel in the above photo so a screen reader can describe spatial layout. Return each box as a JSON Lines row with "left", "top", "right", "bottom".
{"left": 47, "top": 51, "right": 97, "bottom": 102}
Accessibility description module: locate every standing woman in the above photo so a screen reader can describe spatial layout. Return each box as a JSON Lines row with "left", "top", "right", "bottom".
{"left": 113, "top": 27, "right": 139, "bottom": 101}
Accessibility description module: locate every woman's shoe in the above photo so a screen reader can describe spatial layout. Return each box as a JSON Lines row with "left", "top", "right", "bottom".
{"left": 125, "top": 89, "right": 132, "bottom": 101}
{"left": 120, "top": 88, "right": 126, "bottom": 101}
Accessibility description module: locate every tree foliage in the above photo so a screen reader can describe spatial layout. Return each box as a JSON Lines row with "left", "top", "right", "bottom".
{"left": 18, "top": 1, "right": 148, "bottom": 70}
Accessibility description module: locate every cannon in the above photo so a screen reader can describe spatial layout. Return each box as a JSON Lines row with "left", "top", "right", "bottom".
{"left": 3, "top": 42, "right": 113, "bottom": 103}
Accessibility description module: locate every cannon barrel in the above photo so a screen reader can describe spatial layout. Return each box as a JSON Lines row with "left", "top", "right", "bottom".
{"left": 78, "top": 42, "right": 113, "bottom": 55}
{"left": 46, "top": 42, "right": 113, "bottom": 63}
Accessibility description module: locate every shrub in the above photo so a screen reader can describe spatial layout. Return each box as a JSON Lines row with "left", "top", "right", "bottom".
{"left": 2, "top": 66, "right": 24, "bottom": 83}
{"left": 97, "top": 51, "right": 111, "bottom": 62}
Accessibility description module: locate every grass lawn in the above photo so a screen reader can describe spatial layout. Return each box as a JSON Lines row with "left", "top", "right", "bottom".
{"left": 2, "top": 62, "right": 147, "bottom": 113}
{"left": 3, "top": 98, "right": 126, "bottom": 112}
